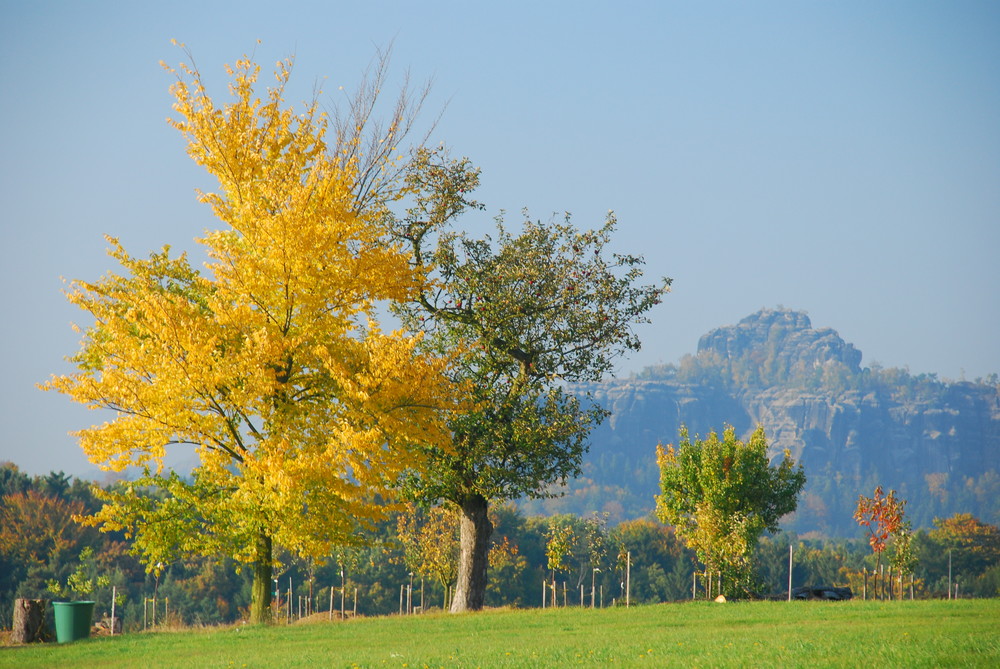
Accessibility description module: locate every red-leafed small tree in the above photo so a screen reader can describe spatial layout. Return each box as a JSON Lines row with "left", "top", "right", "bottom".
{"left": 854, "top": 486, "right": 906, "bottom": 598}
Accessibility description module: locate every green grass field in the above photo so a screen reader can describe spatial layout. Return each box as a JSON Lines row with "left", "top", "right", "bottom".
{"left": 2, "top": 599, "right": 998, "bottom": 668}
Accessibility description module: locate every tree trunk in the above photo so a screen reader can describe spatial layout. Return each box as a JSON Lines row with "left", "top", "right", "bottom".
{"left": 250, "top": 530, "right": 273, "bottom": 624}
{"left": 451, "top": 493, "right": 492, "bottom": 612}
{"left": 12, "top": 598, "right": 47, "bottom": 643}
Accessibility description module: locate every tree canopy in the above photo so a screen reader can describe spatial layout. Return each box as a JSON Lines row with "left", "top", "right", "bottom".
{"left": 43, "top": 53, "right": 462, "bottom": 623}
{"left": 655, "top": 425, "right": 805, "bottom": 596}
{"left": 389, "top": 148, "right": 669, "bottom": 611}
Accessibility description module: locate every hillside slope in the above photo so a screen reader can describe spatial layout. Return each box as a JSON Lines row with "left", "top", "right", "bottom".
{"left": 521, "top": 308, "right": 1000, "bottom": 536}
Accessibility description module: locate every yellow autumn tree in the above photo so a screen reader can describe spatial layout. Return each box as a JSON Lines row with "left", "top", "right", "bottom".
{"left": 396, "top": 503, "right": 460, "bottom": 608}
{"left": 43, "top": 51, "right": 461, "bottom": 624}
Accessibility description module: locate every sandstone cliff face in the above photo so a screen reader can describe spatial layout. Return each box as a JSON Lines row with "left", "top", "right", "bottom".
{"left": 555, "top": 309, "right": 1000, "bottom": 535}
{"left": 740, "top": 384, "right": 1000, "bottom": 484}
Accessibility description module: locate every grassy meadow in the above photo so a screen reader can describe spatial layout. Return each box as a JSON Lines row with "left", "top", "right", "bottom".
{"left": 2, "top": 599, "right": 998, "bottom": 668}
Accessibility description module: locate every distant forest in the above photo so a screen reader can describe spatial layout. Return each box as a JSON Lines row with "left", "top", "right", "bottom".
{"left": 2, "top": 463, "right": 998, "bottom": 630}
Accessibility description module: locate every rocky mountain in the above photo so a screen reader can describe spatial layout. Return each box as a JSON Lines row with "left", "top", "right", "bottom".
{"left": 520, "top": 308, "right": 1000, "bottom": 537}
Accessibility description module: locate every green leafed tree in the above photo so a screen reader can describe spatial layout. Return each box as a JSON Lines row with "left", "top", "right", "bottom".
{"left": 391, "top": 148, "right": 669, "bottom": 611}
{"left": 544, "top": 514, "right": 607, "bottom": 601}
{"left": 655, "top": 425, "right": 806, "bottom": 597}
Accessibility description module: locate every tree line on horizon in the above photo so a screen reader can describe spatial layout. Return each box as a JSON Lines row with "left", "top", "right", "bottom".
{"left": 2, "top": 463, "right": 998, "bottom": 631}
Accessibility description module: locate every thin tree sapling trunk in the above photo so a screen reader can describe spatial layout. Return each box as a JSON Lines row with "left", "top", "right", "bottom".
{"left": 250, "top": 531, "right": 273, "bottom": 624}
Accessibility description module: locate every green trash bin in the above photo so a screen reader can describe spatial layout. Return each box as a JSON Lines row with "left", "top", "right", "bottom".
{"left": 53, "top": 601, "right": 96, "bottom": 643}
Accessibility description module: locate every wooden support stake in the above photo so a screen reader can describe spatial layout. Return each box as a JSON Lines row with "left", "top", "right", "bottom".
{"left": 626, "top": 551, "right": 631, "bottom": 608}
{"left": 788, "top": 544, "right": 793, "bottom": 602}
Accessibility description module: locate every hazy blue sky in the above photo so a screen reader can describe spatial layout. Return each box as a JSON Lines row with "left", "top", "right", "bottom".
{"left": 2, "top": 1, "right": 998, "bottom": 477}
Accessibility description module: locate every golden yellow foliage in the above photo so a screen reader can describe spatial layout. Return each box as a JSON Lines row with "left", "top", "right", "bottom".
{"left": 396, "top": 502, "right": 460, "bottom": 589}
{"left": 43, "top": 52, "right": 462, "bottom": 619}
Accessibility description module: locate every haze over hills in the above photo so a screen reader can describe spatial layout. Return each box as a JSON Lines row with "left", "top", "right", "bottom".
{"left": 522, "top": 308, "right": 1000, "bottom": 537}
